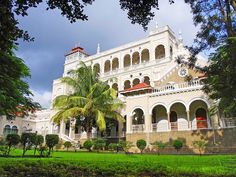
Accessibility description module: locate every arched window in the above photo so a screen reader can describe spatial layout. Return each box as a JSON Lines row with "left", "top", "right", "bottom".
{"left": 104, "top": 60, "right": 111, "bottom": 73}
{"left": 93, "top": 63, "right": 100, "bottom": 75}
{"left": 124, "top": 80, "right": 131, "bottom": 89}
{"left": 132, "top": 52, "right": 140, "bottom": 65}
{"left": 141, "top": 49, "right": 150, "bottom": 63}
{"left": 155, "top": 45, "right": 165, "bottom": 59}
{"left": 132, "top": 108, "right": 144, "bottom": 125}
{"left": 133, "top": 78, "right": 140, "bottom": 86}
{"left": 144, "top": 76, "right": 150, "bottom": 85}
{"left": 3, "top": 125, "right": 11, "bottom": 136}
{"left": 11, "top": 126, "right": 18, "bottom": 134}
{"left": 112, "top": 58, "right": 119, "bottom": 70}
{"left": 112, "top": 83, "right": 118, "bottom": 91}
{"left": 123, "top": 54, "right": 131, "bottom": 68}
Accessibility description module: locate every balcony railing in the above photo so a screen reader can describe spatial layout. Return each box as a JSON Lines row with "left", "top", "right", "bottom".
{"left": 152, "top": 80, "right": 203, "bottom": 95}
{"left": 221, "top": 118, "right": 236, "bottom": 128}
{"left": 132, "top": 124, "right": 145, "bottom": 133}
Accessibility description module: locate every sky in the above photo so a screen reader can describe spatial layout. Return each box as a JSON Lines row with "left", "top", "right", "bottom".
{"left": 16, "top": 0, "right": 198, "bottom": 108}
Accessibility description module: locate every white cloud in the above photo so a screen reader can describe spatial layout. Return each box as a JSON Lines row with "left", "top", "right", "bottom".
{"left": 31, "top": 89, "right": 52, "bottom": 108}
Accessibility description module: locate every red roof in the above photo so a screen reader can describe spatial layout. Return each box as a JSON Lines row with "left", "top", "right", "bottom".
{"left": 65, "top": 46, "right": 89, "bottom": 57}
{"left": 120, "top": 82, "right": 152, "bottom": 93}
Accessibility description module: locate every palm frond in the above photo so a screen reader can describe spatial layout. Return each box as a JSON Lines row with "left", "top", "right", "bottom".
{"left": 96, "top": 110, "right": 106, "bottom": 132}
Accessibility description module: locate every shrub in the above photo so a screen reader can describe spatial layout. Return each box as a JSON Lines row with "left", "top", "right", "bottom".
{"left": 108, "top": 143, "right": 117, "bottom": 152}
{"left": 21, "top": 133, "right": 37, "bottom": 156}
{"left": 193, "top": 140, "right": 207, "bottom": 156}
{"left": 136, "top": 139, "right": 147, "bottom": 154}
{"left": 152, "top": 141, "right": 167, "bottom": 155}
{"left": 93, "top": 138, "right": 106, "bottom": 152}
{"left": 118, "top": 140, "right": 133, "bottom": 153}
{"left": 34, "top": 135, "right": 44, "bottom": 155}
{"left": 83, "top": 140, "right": 93, "bottom": 151}
{"left": 55, "top": 139, "right": 64, "bottom": 150}
{"left": 64, "top": 141, "right": 72, "bottom": 151}
{"left": 6, "top": 134, "right": 20, "bottom": 155}
{"left": 46, "top": 134, "right": 59, "bottom": 155}
{"left": 0, "top": 139, "right": 8, "bottom": 156}
{"left": 173, "top": 139, "right": 183, "bottom": 152}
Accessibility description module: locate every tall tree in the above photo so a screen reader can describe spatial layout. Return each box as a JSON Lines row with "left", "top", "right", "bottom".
{"left": 181, "top": 0, "right": 236, "bottom": 116}
{"left": 52, "top": 62, "right": 124, "bottom": 139}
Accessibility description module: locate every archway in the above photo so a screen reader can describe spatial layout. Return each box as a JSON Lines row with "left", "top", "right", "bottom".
{"left": 133, "top": 78, "right": 140, "bottom": 86}
{"left": 112, "top": 83, "right": 118, "bottom": 91}
{"left": 132, "top": 52, "right": 140, "bottom": 65}
{"left": 11, "top": 126, "right": 18, "bottom": 134}
{"left": 104, "top": 60, "right": 111, "bottom": 73}
{"left": 169, "top": 102, "right": 187, "bottom": 131}
{"left": 3, "top": 125, "right": 11, "bottom": 136}
{"left": 112, "top": 58, "right": 119, "bottom": 70}
{"left": 93, "top": 63, "right": 100, "bottom": 75}
{"left": 189, "top": 100, "right": 209, "bottom": 129}
{"left": 132, "top": 108, "right": 145, "bottom": 132}
{"left": 141, "top": 49, "right": 149, "bottom": 63}
{"left": 196, "top": 108, "right": 207, "bottom": 129}
{"left": 124, "top": 54, "right": 131, "bottom": 68}
{"left": 144, "top": 76, "right": 150, "bottom": 85}
{"left": 152, "top": 105, "right": 168, "bottom": 131}
{"left": 124, "top": 80, "right": 131, "bottom": 89}
{"left": 155, "top": 45, "right": 165, "bottom": 59}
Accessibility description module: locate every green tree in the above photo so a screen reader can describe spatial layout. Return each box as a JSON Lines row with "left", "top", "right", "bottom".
{"left": 193, "top": 140, "right": 208, "bottom": 156}
{"left": 136, "top": 139, "right": 147, "bottom": 154}
{"left": 92, "top": 138, "right": 106, "bottom": 152}
{"left": 34, "top": 135, "right": 44, "bottom": 156}
{"left": 6, "top": 134, "right": 20, "bottom": 155}
{"left": 45, "top": 134, "right": 59, "bottom": 156}
{"left": 21, "top": 133, "right": 37, "bottom": 156}
{"left": 52, "top": 62, "right": 124, "bottom": 139}
{"left": 173, "top": 139, "right": 183, "bottom": 153}
{"left": 152, "top": 141, "right": 167, "bottom": 155}
{"left": 179, "top": 1, "right": 236, "bottom": 116}
{"left": 64, "top": 141, "right": 72, "bottom": 151}
{"left": 83, "top": 140, "right": 93, "bottom": 151}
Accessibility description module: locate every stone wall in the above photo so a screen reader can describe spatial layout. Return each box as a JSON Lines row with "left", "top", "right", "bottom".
{"left": 126, "top": 128, "right": 236, "bottom": 154}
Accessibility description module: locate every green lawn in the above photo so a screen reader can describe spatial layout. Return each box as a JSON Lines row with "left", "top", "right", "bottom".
{"left": 0, "top": 150, "right": 236, "bottom": 176}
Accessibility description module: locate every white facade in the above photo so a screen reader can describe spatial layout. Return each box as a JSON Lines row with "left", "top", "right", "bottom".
{"left": 0, "top": 109, "right": 54, "bottom": 137}
{"left": 50, "top": 26, "right": 224, "bottom": 142}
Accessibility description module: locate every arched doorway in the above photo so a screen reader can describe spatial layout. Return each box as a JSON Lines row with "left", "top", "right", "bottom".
{"left": 155, "top": 45, "right": 165, "bottom": 59}
{"left": 170, "top": 111, "right": 178, "bottom": 130}
{"left": 196, "top": 108, "right": 207, "bottom": 129}
{"left": 133, "top": 78, "right": 140, "bottom": 86}
{"left": 152, "top": 105, "right": 168, "bottom": 131}
{"left": 132, "top": 108, "right": 145, "bottom": 132}
{"left": 124, "top": 80, "right": 131, "bottom": 89}
{"left": 132, "top": 52, "right": 140, "bottom": 65}
{"left": 144, "top": 76, "right": 150, "bottom": 85}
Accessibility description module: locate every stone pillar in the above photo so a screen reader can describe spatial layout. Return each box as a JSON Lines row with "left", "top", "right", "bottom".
{"left": 126, "top": 116, "right": 132, "bottom": 133}
{"left": 59, "top": 120, "right": 65, "bottom": 137}
{"left": 167, "top": 112, "right": 170, "bottom": 130}
{"left": 145, "top": 114, "right": 152, "bottom": 145}
{"left": 69, "top": 119, "right": 76, "bottom": 140}
{"left": 145, "top": 114, "right": 152, "bottom": 133}
{"left": 118, "top": 121, "right": 124, "bottom": 138}
{"left": 187, "top": 110, "right": 190, "bottom": 129}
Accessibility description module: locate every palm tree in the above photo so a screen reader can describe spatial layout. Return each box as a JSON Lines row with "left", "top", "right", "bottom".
{"left": 52, "top": 62, "right": 125, "bottom": 139}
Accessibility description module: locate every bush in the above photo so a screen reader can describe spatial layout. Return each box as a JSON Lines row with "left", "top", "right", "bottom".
{"left": 34, "top": 135, "right": 44, "bottom": 155}
{"left": 0, "top": 139, "right": 8, "bottom": 156}
{"left": 118, "top": 140, "right": 133, "bottom": 153}
{"left": 152, "top": 141, "right": 167, "bottom": 155}
{"left": 83, "top": 140, "right": 93, "bottom": 151}
{"left": 173, "top": 139, "right": 183, "bottom": 152}
{"left": 21, "top": 133, "right": 37, "bottom": 156}
{"left": 136, "top": 139, "right": 147, "bottom": 154}
{"left": 93, "top": 138, "right": 106, "bottom": 152}
{"left": 64, "top": 141, "right": 72, "bottom": 151}
{"left": 193, "top": 140, "right": 207, "bottom": 156}
{"left": 46, "top": 134, "right": 59, "bottom": 155}
{"left": 108, "top": 143, "right": 117, "bottom": 152}
{"left": 6, "top": 134, "right": 20, "bottom": 155}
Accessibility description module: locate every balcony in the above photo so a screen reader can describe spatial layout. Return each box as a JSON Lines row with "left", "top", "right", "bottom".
{"left": 132, "top": 124, "right": 145, "bottom": 133}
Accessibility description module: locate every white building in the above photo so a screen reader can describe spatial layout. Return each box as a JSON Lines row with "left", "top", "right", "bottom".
{"left": 0, "top": 110, "right": 55, "bottom": 137}
{"left": 51, "top": 26, "right": 232, "bottom": 145}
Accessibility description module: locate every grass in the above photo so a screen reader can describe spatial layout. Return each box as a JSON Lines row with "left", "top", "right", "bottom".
{"left": 0, "top": 149, "right": 236, "bottom": 176}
